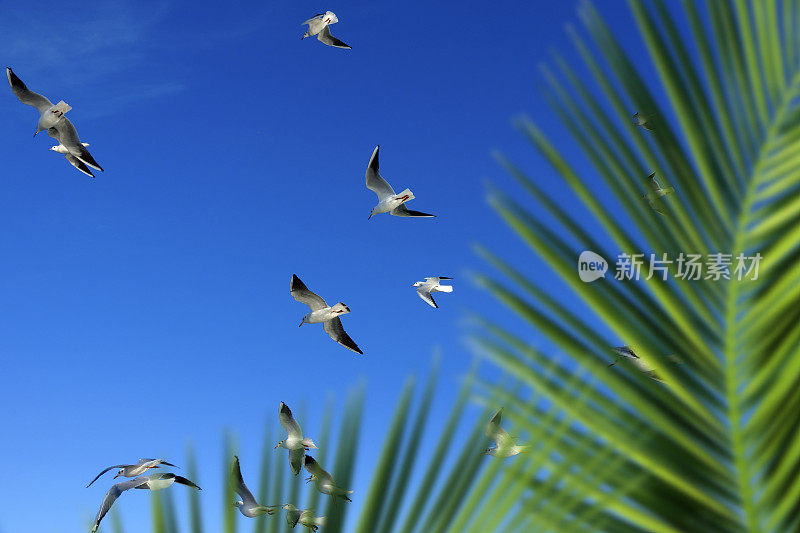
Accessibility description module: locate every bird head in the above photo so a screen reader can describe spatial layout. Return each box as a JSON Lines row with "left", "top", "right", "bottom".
{"left": 114, "top": 468, "right": 125, "bottom": 479}
{"left": 274, "top": 440, "right": 285, "bottom": 449}
{"left": 412, "top": 281, "right": 423, "bottom": 287}
{"left": 480, "top": 448, "right": 495, "bottom": 456}
{"left": 282, "top": 503, "right": 297, "bottom": 511}
{"left": 234, "top": 500, "right": 244, "bottom": 508}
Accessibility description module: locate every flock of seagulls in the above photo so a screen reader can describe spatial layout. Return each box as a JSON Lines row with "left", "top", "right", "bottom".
{"left": 231, "top": 402, "right": 349, "bottom": 529}
{"left": 0, "top": 9, "right": 620, "bottom": 531}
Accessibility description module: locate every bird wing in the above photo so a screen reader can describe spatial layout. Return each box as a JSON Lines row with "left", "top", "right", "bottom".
{"left": 290, "top": 274, "right": 328, "bottom": 310}
{"left": 485, "top": 408, "right": 513, "bottom": 445}
{"left": 50, "top": 119, "right": 103, "bottom": 171}
{"left": 6, "top": 68, "right": 53, "bottom": 113}
{"left": 286, "top": 507, "right": 302, "bottom": 527}
{"left": 302, "top": 14, "right": 324, "bottom": 25}
{"left": 289, "top": 447, "right": 305, "bottom": 476}
{"left": 172, "top": 475, "right": 201, "bottom": 490}
{"left": 86, "top": 465, "right": 128, "bottom": 488}
{"left": 92, "top": 478, "right": 147, "bottom": 531}
{"left": 416, "top": 287, "right": 438, "bottom": 308}
{"left": 365, "top": 145, "right": 396, "bottom": 200}
{"left": 646, "top": 172, "right": 660, "bottom": 190}
{"left": 390, "top": 203, "right": 435, "bottom": 217}
{"left": 323, "top": 317, "right": 363, "bottom": 354}
{"left": 279, "top": 402, "right": 303, "bottom": 439}
{"left": 303, "top": 456, "right": 332, "bottom": 481}
{"left": 65, "top": 153, "right": 95, "bottom": 177}
{"left": 317, "top": 25, "right": 351, "bottom": 49}
{"left": 230, "top": 456, "right": 258, "bottom": 506}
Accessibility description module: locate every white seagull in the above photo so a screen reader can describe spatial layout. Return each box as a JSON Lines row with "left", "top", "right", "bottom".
{"left": 632, "top": 112, "right": 654, "bottom": 131}
{"left": 482, "top": 408, "right": 529, "bottom": 458}
{"left": 91, "top": 473, "right": 200, "bottom": 532}
{"left": 86, "top": 458, "right": 177, "bottom": 488}
{"left": 275, "top": 402, "right": 318, "bottom": 475}
{"left": 609, "top": 345, "right": 670, "bottom": 382}
{"left": 290, "top": 274, "right": 363, "bottom": 355}
{"left": 302, "top": 12, "right": 351, "bottom": 49}
{"left": 7, "top": 68, "right": 103, "bottom": 173}
{"left": 413, "top": 277, "right": 453, "bottom": 308}
{"left": 366, "top": 145, "right": 435, "bottom": 219}
{"left": 282, "top": 504, "right": 303, "bottom": 528}
{"left": 231, "top": 456, "right": 276, "bottom": 518}
{"left": 643, "top": 172, "right": 675, "bottom": 215}
{"left": 303, "top": 455, "right": 353, "bottom": 503}
{"left": 49, "top": 140, "right": 94, "bottom": 177}
{"left": 299, "top": 510, "right": 327, "bottom": 531}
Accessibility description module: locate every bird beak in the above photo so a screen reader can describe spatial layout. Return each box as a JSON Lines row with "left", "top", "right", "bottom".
{"left": 608, "top": 361, "right": 617, "bottom": 367}
{"left": 274, "top": 444, "right": 281, "bottom": 449}
{"left": 367, "top": 213, "right": 373, "bottom": 220}
{"left": 113, "top": 473, "right": 120, "bottom": 479}
{"left": 33, "top": 131, "right": 38, "bottom": 137}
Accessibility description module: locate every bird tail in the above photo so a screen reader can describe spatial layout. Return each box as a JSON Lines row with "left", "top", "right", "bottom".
{"left": 53, "top": 100, "right": 72, "bottom": 115}
{"left": 330, "top": 302, "right": 350, "bottom": 315}
{"left": 395, "top": 188, "right": 415, "bottom": 202}
{"left": 315, "top": 517, "right": 327, "bottom": 526}
{"left": 302, "top": 438, "right": 317, "bottom": 449}
{"left": 436, "top": 285, "right": 453, "bottom": 293}
{"left": 516, "top": 445, "right": 531, "bottom": 453}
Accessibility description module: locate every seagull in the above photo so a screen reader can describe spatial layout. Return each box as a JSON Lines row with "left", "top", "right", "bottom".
{"left": 643, "top": 172, "right": 674, "bottom": 215}
{"left": 275, "top": 402, "right": 317, "bottom": 475}
{"left": 413, "top": 277, "right": 453, "bottom": 308}
{"left": 91, "top": 473, "right": 200, "bottom": 532}
{"left": 283, "top": 504, "right": 303, "bottom": 528}
{"left": 302, "top": 12, "right": 351, "bottom": 49}
{"left": 299, "top": 510, "right": 327, "bottom": 531}
{"left": 290, "top": 274, "right": 363, "bottom": 355}
{"left": 632, "top": 112, "right": 654, "bottom": 131}
{"left": 482, "top": 408, "right": 529, "bottom": 458}
{"left": 609, "top": 345, "right": 672, "bottom": 382}
{"left": 49, "top": 140, "right": 94, "bottom": 178}
{"left": 303, "top": 455, "right": 353, "bottom": 503}
{"left": 231, "top": 456, "right": 276, "bottom": 518}
{"left": 7, "top": 68, "right": 103, "bottom": 172}
{"left": 86, "top": 458, "right": 177, "bottom": 488}
{"left": 366, "top": 145, "right": 435, "bottom": 219}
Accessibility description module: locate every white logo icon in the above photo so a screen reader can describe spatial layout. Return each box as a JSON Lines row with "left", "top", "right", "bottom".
{"left": 578, "top": 251, "right": 608, "bottom": 282}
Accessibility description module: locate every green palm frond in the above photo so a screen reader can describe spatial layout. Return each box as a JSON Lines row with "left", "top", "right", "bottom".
{"left": 478, "top": 0, "right": 800, "bottom": 531}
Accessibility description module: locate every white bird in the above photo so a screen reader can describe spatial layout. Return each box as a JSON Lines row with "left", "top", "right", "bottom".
{"left": 366, "top": 146, "right": 435, "bottom": 219}
{"left": 609, "top": 345, "right": 675, "bottom": 382}
{"left": 482, "top": 408, "right": 529, "bottom": 458}
{"left": 49, "top": 140, "right": 94, "bottom": 177}
{"left": 275, "top": 402, "right": 318, "bottom": 475}
{"left": 299, "top": 510, "right": 327, "bottom": 531}
{"left": 643, "top": 172, "right": 675, "bottom": 215}
{"left": 231, "top": 456, "right": 276, "bottom": 518}
{"left": 7, "top": 68, "right": 103, "bottom": 172}
{"left": 303, "top": 455, "right": 353, "bottom": 503}
{"left": 282, "top": 504, "right": 303, "bottom": 528}
{"left": 91, "top": 473, "right": 200, "bottom": 532}
{"left": 290, "top": 274, "right": 363, "bottom": 355}
{"left": 413, "top": 277, "right": 453, "bottom": 308}
{"left": 302, "top": 12, "right": 351, "bottom": 49}
{"left": 632, "top": 111, "right": 654, "bottom": 131}
{"left": 86, "top": 458, "right": 177, "bottom": 488}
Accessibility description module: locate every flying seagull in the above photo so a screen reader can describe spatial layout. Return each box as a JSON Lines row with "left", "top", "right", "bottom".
{"left": 366, "top": 145, "right": 435, "bottom": 219}
{"left": 302, "top": 12, "right": 351, "bottom": 49}
{"left": 49, "top": 139, "right": 94, "bottom": 177}
{"left": 642, "top": 172, "right": 674, "bottom": 214}
{"left": 231, "top": 456, "right": 276, "bottom": 517}
{"left": 413, "top": 277, "right": 453, "bottom": 308}
{"left": 275, "top": 402, "right": 318, "bottom": 475}
{"left": 290, "top": 274, "right": 363, "bottom": 355}
{"left": 632, "top": 112, "right": 654, "bottom": 131}
{"left": 303, "top": 455, "right": 353, "bottom": 503}
{"left": 299, "top": 510, "right": 327, "bottom": 531}
{"left": 282, "top": 504, "right": 303, "bottom": 528}
{"left": 7, "top": 68, "right": 103, "bottom": 172}
{"left": 482, "top": 408, "right": 529, "bottom": 458}
{"left": 91, "top": 473, "right": 200, "bottom": 532}
{"left": 609, "top": 345, "right": 680, "bottom": 383}
{"left": 86, "top": 458, "right": 177, "bottom": 488}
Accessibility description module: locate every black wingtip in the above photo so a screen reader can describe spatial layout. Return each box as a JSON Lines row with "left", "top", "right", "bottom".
{"left": 304, "top": 455, "right": 316, "bottom": 465}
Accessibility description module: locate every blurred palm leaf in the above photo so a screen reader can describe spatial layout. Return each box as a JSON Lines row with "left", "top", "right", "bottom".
{"left": 476, "top": 0, "right": 800, "bottom": 532}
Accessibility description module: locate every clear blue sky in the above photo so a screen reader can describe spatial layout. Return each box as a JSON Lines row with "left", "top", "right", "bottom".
{"left": 0, "top": 1, "right": 645, "bottom": 530}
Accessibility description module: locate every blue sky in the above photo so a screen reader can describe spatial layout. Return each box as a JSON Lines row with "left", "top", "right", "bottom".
{"left": 0, "top": 0, "right": 647, "bottom": 530}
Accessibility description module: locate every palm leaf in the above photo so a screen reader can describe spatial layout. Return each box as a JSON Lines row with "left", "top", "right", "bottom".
{"left": 478, "top": 0, "right": 800, "bottom": 531}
